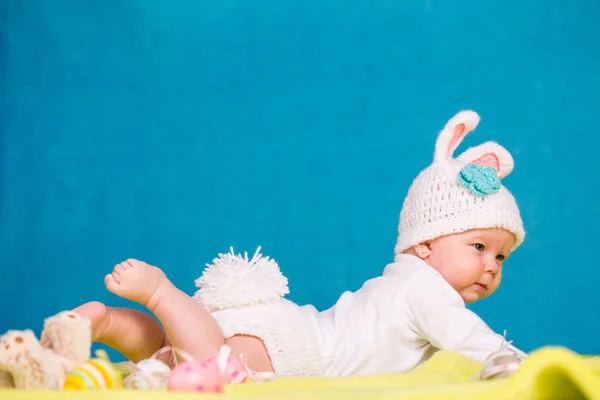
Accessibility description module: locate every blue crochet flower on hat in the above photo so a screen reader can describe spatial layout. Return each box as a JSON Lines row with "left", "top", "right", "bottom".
{"left": 458, "top": 163, "right": 501, "bottom": 197}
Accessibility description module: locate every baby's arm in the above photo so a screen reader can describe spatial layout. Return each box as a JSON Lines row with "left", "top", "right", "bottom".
{"left": 403, "top": 270, "right": 527, "bottom": 363}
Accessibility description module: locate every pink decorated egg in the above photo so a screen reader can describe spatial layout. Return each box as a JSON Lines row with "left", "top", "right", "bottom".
{"left": 167, "top": 358, "right": 223, "bottom": 393}
{"left": 220, "top": 354, "right": 249, "bottom": 384}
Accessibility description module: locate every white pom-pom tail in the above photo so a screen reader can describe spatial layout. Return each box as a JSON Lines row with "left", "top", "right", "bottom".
{"left": 193, "top": 247, "right": 290, "bottom": 312}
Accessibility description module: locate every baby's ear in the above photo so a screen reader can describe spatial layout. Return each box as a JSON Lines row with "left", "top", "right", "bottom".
{"left": 413, "top": 243, "right": 432, "bottom": 259}
{"left": 457, "top": 142, "right": 514, "bottom": 179}
{"left": 433, "top": 110, "right": 480, "bottom": 162}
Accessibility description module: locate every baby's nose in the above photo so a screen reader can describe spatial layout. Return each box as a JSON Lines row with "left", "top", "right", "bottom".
{"left": 484, "top": 259, "right": 500, "bottom": 274}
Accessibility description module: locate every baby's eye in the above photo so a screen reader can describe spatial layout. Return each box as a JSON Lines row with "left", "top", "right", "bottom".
{"left": 473, "top": 243, "right": 485, "bottom": 251}
{"left": 496, "top": 254, "right": 506, "bottom": 261}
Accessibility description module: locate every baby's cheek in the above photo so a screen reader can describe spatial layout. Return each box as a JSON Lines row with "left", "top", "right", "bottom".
{"left": 445, "top": 273, "right": 472, "bottom": 292}
{"left": 496, "top": 268, "right": 503, "bottom": 281}
{"left": 488, "top": 278, "right": 501, "bottom": 294}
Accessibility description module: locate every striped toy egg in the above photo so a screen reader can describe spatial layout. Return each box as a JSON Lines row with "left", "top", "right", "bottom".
{"left": 63, "top": 358, "right": 122, "bottom": 390}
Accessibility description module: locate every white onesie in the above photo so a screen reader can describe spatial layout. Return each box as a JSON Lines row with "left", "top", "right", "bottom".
{"left": 194, "top": 252, "right": 525, "bottom": 377}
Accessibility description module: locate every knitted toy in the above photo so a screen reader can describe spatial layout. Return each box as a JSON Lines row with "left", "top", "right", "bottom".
{"left": 0, "top": 310, "right": 92, "bottom": 390}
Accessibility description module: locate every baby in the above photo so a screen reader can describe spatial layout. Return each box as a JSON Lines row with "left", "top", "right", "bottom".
{"left": 75, "top": 110, "right": 527, "bottom": 377}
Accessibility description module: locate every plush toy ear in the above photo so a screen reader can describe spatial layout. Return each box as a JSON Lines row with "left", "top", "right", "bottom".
{"left": 433, "top": 110, "right": 481, "bottom": 162}
{"left": 457, "top": 141, "right": 514, "bottom": 179}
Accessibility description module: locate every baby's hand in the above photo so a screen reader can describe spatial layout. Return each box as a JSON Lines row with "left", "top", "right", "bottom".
{"left": 477, "top": 343, "right": 526, "bottom": 380}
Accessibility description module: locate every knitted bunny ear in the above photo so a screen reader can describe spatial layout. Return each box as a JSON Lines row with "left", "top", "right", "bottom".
{"left": 457, "top": 142, "right": 514, "bottom": 179}
{"left": 433, "top": 110, "right": 481, "bottom": 162}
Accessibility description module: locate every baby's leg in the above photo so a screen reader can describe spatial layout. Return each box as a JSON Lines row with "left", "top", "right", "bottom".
{"left": 73, "top": 301, "right": 168, "bottom": 363}
{"left": 105, "top": 259, "right": 225, "bottom": 361}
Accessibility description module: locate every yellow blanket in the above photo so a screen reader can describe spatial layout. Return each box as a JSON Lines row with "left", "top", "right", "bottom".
{"left": 2, "top": 346, "right": 599, "bottom": 400}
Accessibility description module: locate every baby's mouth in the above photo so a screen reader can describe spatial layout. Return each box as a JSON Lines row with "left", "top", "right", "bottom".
{"left": 475, "top": 283, "right": 488, "bottom": 291}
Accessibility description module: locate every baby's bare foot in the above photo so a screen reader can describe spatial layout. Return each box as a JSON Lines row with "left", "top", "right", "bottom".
{"left": 105, "top": 259, "right": 173, "bottom": 311}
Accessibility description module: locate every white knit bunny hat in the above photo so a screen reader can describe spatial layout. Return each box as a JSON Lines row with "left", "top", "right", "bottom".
{"left": 394, "top": 110, "right": 525, "bottom": 257}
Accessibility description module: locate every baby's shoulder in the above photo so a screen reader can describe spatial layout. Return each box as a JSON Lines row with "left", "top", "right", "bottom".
{"left": 384, "top": 255, "right": 462, "bottom": 303}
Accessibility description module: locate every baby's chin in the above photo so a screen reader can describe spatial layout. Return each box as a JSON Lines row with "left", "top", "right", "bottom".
{"left": 460, "top": 294, "right": 478, "bottom": 304}
{"left": 459, "top": 287, "right": 488, "bottom": 304}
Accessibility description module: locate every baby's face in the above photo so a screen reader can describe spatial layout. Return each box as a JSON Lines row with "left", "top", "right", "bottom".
{"left": 424, "top": 228, "right": 515, "bottom": 303}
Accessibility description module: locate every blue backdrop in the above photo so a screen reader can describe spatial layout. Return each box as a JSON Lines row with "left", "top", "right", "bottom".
{"left": 1, "top": 0, "right": 598, "bottom": 361}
